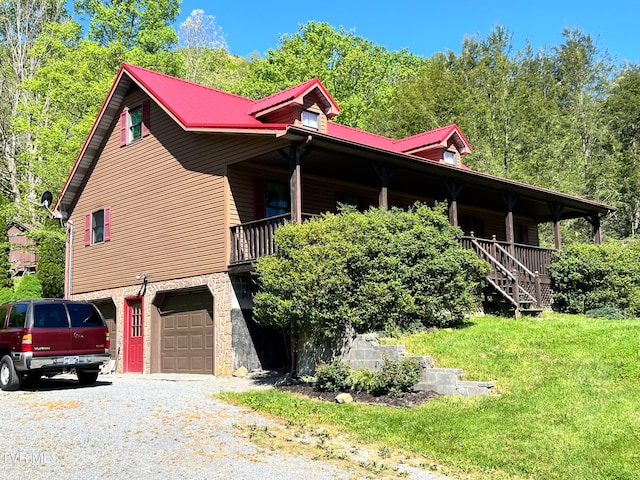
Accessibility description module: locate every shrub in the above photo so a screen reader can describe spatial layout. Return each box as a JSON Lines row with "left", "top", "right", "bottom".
{"left": 13, "top": 274, "right": 43, "bottom": 300}
{"left": 350, "top": 368, "right": 378, "bottom": 394}
{"left": 372, "top": 357, "right": 422, "bottom": 397}
{"left": 586, "top": 306, "right": 632, "bottom": 320}
{"left": 253, "top": 203, "right": 489, "bottom": 341}
{"left": 550, "top": 240, "right": 640, "bottom": 316}
{"left": 0, "top": 287, "right": 12, "bottom": 304}
{"left": 315, "top": 360, "right": 352, "bottom": 392}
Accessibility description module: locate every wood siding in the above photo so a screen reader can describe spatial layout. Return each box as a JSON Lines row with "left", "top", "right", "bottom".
{"left": 227, "top": 161, "right": 539, "bottom": 246}
{"left": 70, "top": 92, "right": 279, "bottom": 294}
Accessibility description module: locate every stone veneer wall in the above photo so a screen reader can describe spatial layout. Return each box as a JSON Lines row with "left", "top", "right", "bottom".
{"left": 71, "top": 273, "right": 234, "bottom": 376}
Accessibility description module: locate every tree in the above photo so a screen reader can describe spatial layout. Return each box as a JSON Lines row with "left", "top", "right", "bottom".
{"left": 178, "top": 9, "right": 227, "bottom": 83}
{"left": 74, "top": 0, "right": 179, "bottom": 53}
{"left": 237, "top": 21, "right": 425, "bottom": 129}
{"left": 0, "top": 0, "right": 65, "bottom": 209}
{"left": 604, "top": 65, "right": 640, "bottom": 237}
{"left": 253, "top": 204, "right": 488, "bottom": 341}
{"left": 35, "top": 225, "right": 65, "bottom": 298}
{"left": 0, "top": 210, "right": 12, "bottom": 289}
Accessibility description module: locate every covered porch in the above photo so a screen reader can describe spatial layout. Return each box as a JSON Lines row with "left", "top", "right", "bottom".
{"left": 227, "top": 126, "right": 614, "bottom": 315}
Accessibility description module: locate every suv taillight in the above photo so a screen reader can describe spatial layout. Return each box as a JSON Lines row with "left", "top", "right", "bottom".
{"left": 21, "top": 333, "right": 33, "bottom": 352}
{"left": 105, "top": 331, "right": 110, "bottom": 350}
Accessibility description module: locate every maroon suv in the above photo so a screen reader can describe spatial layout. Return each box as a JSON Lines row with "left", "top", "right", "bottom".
{"left": 0, "top": 299, "right": 110, "bottom": 391}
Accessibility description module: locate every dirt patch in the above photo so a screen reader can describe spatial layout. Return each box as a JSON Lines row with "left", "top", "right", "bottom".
{"left": 276, "top": 384, "right": 439, "bottom": 408}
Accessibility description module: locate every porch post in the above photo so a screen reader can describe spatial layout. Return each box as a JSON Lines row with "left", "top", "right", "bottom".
{"left": 446, "top": 183, "right": 463, "bottom": 227}
{"left": 287, "top": 143, "right": 311, "bottom": 225}
{"left": 289, "top": 150, "right": 302, "bottom": 224}
{"left": 374, "top": 166, "right": 394, "bottom": 210}
{"left": 590, "top": 214, "right": 603, "bottom": 245}
{"left": 503, "top": 194, "right": 517, "bottom": 253}
{"left": 550, "top": 205, "right": 563, "bottom": 250}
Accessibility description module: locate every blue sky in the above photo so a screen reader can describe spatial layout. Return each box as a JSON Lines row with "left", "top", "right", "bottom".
{"left": 175, "top": 0, "right": 640, "bottom": 64}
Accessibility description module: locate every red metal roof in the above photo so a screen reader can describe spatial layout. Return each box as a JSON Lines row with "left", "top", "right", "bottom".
{"left": 248, "top": 77, "right": 340, "bottom": 117}
{"left": 392, "top": 124, "right": 472, "bottom": 154}
{"left": 123, "top": 64, "right": 272, "bottom": 129}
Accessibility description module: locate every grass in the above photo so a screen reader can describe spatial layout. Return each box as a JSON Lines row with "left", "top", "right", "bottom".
{"left": 218, "top": 313, "right": 640, "bottom": 479}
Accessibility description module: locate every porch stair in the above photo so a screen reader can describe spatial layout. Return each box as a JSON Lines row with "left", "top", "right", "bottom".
{"left": 466, "top": 235, "right": 543, "bottom": 318}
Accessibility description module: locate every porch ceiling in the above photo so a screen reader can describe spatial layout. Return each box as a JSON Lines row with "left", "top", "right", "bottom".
{"left": 280, "top": 127, "right": 614, "bottom": 222}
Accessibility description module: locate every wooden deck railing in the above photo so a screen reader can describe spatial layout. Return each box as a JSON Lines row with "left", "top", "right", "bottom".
{"left": 229, "top": 213, "right": 317, "bottom": 265}
{"left": 461, "top": 235, "right": 555, "bottom": 309}
{"left": 461, "top": 236, "right": 555, "bottom": 277}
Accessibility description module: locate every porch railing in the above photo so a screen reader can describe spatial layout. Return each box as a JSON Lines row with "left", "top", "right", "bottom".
{"left": 229, "top": 212, "right": 317, "bottom": 265}
{"left": 462, "top": 235, "right": 555, "bottom": 311}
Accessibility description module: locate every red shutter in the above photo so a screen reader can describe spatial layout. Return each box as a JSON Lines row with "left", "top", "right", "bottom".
{"left": 104, "top": 207, "right": 112, "bottom": 242}
{"left": 119, "top": 111, "right": 128, "bottom": 146}
{"left": 84, "top": 213, "right": 91, "bottom": 246}
{"left": 142, "top": 101, "right": 150, "bottom": 137}
{"left": 253, "top": 178, "right": 265, "bottom": 219}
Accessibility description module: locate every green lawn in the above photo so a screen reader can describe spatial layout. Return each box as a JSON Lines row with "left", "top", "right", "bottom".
{"left": 219, "top": 314, "right": 640, "bottom": 479}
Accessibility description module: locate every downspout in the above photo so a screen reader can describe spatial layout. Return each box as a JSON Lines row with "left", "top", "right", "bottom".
{"left": 65, "top": 220, "right": 74, "bottom": 299}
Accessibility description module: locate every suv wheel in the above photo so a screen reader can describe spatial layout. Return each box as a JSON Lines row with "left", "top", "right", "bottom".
{"left": 0, "top": 355, "right": 21, "bottom": 391}
{"left": 77, "top": 370, "right": 99, "bottom": 386}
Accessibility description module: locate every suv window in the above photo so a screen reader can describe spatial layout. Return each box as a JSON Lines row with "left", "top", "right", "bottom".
{"left": 33, "top": 304, "right": 69, "bottom": 328}
{"left": 68, "top": 304, "right": 104, "bottom": 328}
{"left": 8, "top": 304, "right": 28, "bottom": 328}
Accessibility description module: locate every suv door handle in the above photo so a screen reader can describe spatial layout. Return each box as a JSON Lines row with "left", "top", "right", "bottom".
{"left": 74, "top": 333, "right": 84, "bottom": 338}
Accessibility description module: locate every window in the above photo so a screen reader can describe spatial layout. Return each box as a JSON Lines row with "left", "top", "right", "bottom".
{"left": 68, "top": 304, "right": 105, "bottom": 328}
{"left": 461, "top": 214, "right": 485, "bottom": 237}
{"left": 84, "top": 207, "right": 111, "bottom": 246}
{"left": 33, "top": 304, "right": 69, "bottom": 329}
{"left": 444, "top": 150, "right": 457, "bottom": 165}
{"left": 129, "top": 106, "right": 143, "bottom": 141}
{"left": 265, "top": 180, "right": 290, "bottom": 217}
{"left": 119, "top": 101, "right": 150, "bottom": 146}
{"left": 302, "top": 110, "right": 320, "bottom": 130}
{"left": 8, "top": 304, "right": 27, "bottom": 328}
{"left": 514, "top": 223, "right": 529, "bottom": 244}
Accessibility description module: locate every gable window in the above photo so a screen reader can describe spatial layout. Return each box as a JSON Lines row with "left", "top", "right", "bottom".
{"left": 302, "top": 110, "right": 320, "bottom": 130}
{"left": 84, "top": 208, "right": 111, "bottom": 246}
{"left": 120, "top": 101, "right": 150, "bottom": 146}
{"left": 444, "top": 150, "right": 457, "bottom": 165}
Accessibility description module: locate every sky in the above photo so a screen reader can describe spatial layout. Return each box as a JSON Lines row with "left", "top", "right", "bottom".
{"left": 174, "top": 0, "right": 640, "bottom": 64}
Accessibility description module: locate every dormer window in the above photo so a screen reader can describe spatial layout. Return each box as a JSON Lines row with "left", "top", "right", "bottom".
{"left": 302, "top": 110, "right": 320, "bottom": 130}
{"left": 444, "top": 150, "right": 457, "bottom": 165}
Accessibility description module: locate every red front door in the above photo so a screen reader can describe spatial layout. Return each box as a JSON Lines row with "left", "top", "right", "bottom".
{"left": 124, "top": 298, "right": 143, "bottom": 373}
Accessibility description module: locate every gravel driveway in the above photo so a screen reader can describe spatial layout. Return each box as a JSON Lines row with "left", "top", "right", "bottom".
{"left": 0, "top": 373, "right": 451, "bottom": 480}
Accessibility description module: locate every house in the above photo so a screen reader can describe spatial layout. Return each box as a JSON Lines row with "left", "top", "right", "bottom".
{"left": 8, "top": 223, "right": 37, "bottom": 277}
{"left": 53, "top": 63, "right": 614, "bottom": 376}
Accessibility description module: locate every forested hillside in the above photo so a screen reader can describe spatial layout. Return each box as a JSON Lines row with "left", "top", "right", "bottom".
{"left": 2, "top": 0, "right": 639, "bottom": 244}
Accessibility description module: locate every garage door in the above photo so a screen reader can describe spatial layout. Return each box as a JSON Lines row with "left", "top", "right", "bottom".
{"left": 159, "top": 290, "right": 214, "bottom": 374}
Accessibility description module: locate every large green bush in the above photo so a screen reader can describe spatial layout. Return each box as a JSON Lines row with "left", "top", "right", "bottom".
{"left": 253, "top": 203, "right": 489, "bottom": 340}
{"left": 549, "top": 239, "right": 640, "bottom": 315}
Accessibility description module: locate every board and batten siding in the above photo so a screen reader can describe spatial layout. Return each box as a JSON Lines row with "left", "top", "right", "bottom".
{"left": 70, "top": 92, "right": 278, "bottom": 294}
